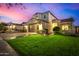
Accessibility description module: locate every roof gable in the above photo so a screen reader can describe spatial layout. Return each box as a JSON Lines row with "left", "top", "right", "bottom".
{"left": 44, "top": 11, "right": 58, "bottom": 20}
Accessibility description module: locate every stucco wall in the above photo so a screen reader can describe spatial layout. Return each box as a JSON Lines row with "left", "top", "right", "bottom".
{"left": 48, "top": 12, "right": 56, "bottom": 21}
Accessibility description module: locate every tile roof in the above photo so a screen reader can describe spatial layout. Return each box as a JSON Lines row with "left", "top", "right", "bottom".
{"left": 61, "top": 18, "right": 74, "bottom": 22}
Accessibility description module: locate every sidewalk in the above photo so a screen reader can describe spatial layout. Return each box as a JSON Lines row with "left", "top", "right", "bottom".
{"left": 0, "top": 37, "right": 18, "bottom": 56}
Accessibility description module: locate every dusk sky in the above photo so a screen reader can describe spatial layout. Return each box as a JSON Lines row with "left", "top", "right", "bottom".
{"left": 0, "top": 3, "right": 79, "bottom": 26}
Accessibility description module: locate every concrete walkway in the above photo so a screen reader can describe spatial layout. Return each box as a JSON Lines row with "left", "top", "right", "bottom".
{"left": 0, "top": 37, "right": 18, "bottom": 56}
{"left": 0, "top": 32, "right": 37, "bottom": 56}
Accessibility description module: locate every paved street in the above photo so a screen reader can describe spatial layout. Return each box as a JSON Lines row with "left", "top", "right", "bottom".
{"left": 0, "top": 37, "right": 18, "bottom": 56}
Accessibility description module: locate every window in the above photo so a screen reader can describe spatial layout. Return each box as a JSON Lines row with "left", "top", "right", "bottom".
{"left": 39, "top": 24, "right": 42, "bottom": 30}
{"left": 37, "top": 24, "right": 42, "bottom": 30}
{"left": 44, "top": 15, "right": 46, "bottom": 19}
{"left": 62, "top": 25, "right": 69, "bottom": 30}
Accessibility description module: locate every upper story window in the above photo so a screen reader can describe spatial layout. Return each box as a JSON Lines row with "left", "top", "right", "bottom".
{"left": 44, "top": 15, "right": 46, "bottom": 19}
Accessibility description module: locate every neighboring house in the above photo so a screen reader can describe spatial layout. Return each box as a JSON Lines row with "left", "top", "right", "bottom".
{"left": 75, "top": 26, "right": 79, "bottom": 34}
{"left": 6, "top": 22, "right": 16, "bottom": 32}
{"left": 5, "top": 22, "right": 28, "bottom": 32}
{"left": 15, "top": 22, "right": 28, "bottom": 32}
{"left": 26, "top": 11, "right": 75, "bottom": 34}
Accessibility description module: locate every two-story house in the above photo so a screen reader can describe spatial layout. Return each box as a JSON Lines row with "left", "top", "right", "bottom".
{"left": 0, "top": 11, "right": 76, "bottom": 34}
{"left": 26, "top": 11, "right": 75, "bottom": 34}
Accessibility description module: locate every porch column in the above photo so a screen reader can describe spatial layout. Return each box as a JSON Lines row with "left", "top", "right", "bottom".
{"left": 27, "top": 25, "right": 29, "bottom": 33}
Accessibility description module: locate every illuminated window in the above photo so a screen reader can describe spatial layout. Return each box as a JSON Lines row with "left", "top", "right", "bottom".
{"left": 38, "top": 24, "right": 42, "bottom": 30}
{"left": 24, "top": 25, "right": 28, "bottom": 29}
{"left": 52, "top": 23, "right": 57, "bottom": 28}
{"left": 62, "top": 25, "right": 69, "bottom": 30}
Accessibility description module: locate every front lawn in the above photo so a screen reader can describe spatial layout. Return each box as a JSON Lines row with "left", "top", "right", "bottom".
{"left": 7, "top": 34, "right": 79, "bottom": 56}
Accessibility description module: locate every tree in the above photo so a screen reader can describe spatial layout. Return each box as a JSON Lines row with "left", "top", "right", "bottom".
{"left": 0, "top": 23, "right": 7, "bottom": 33}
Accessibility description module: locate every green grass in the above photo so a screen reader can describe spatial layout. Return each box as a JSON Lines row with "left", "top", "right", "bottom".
{"left": 7, "top": 34, "right": 79, "bottom": 56}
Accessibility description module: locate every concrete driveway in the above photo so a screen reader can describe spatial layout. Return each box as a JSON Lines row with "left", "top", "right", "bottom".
{"left": 0, "top": 37, "right": 18, "bottom": 56}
